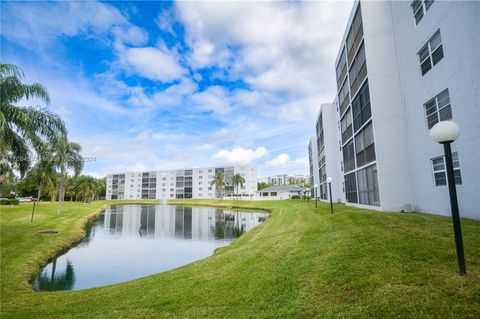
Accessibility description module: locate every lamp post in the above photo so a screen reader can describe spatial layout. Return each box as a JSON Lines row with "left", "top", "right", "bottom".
{"left": 314, "top": 184, "right": 318, "bottom": 208}
{"left": 430, "top": 121, "right": 466, "bottom": 275}
{"left": 326, "top": 177, "right": 333, "bottom": 214}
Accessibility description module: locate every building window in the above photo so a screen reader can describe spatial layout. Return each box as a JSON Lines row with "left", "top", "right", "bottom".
{"left": 412, "top": 0, "right": 434, "bottom": 24}
{"left": 424, "top": 89, "right": 452, "bottom": 129}
{"left": 336, "top": 47, "right": 348, "bottom": 87}
{"left": 357, "top": 164, "right": 380, "bottom": 206}
{"left": 431, "top": 152, "right": 462, "bottom": 186}
{"left": 343, "top": 139, "right": 355, "bottom": 173}
{"left": 338, "top": 79, "right": 350, "bottom": 116}
{"left": 320, "top": 183, "right": 328, "bottom": 200}
{"left": 352, "top": 81, "right": 371, "bottom": 132}
{"left": 318, "top": 148, "right": 325, "bottom": 167}
{"left": 349, "top": 42, "right": 367, "bottom": 96}
{"left": 345, "top": 172, "right": 358, "bottom": 203}
{"left": 319, "top": 165, "right": 327, "bottom": 183}
{"left": 341, "top": 108, "right": 353, "bottom": 144}
{"left": 346, "top": 5, "right": 363, "bottom": 65}
{"left": 355, "top": 122, "right": 375, "bottom": 167}
{"left": 418, "top": 30, "right": 443, "bottom": 76}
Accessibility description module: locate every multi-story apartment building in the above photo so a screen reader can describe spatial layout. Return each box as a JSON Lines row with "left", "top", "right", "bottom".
{"left": 310, "top": 0, "right": 479, "bottom": 219}
{"left": 313, "top": 102, "right": 343, "bottom": 203}
{"left": 106, "top": 165, "right": 257, "bottom": 200}
{"left": 308, "top": 137, "right": 320, "bottom": 198}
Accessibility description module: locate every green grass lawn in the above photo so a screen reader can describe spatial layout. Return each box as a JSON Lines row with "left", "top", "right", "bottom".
{"left": 1, "top": 199, "right": 479, "bottom": 318}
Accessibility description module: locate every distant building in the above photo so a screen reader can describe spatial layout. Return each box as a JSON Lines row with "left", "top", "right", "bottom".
{"left": 106, "top": 165, "right": 257, "bottom": 200}
{"left": 256, "top": 185, "right": 306, "bottom": 200}
{"left": 308, "top": 137, "right": 320, "bottom": 198}
{"left": 309, "top": 0, "right": 479, "bottom": 219}
{"left": 258, "top": 174, "right": 309, "bottom": 186}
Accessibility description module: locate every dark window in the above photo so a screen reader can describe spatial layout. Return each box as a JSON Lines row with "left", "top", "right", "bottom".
{"left": 412, "top": 0, "right": 434, "bottom": 24}
{"left": 343, "top": 139, "right": 355, "bottom": 173}
{"left": 355, "top": 122, "right": 375, "bottom": 167}
{"left": 432, "top": 152, "right": 462, "bottom": 186}
{"left": 336, "top": 47, "right": 348, "bottom": 87}
{"left": 345, "top": 172, "right": 358, "bottom": 203}
{"left": 418, "top": 30, "right": 443, "bottom": 76}
{"left": 352, "top": 81, "right": 371, "bottom": 132}
{"left": 341, "top": 108, "right": 353, "bottom": 144}
{"left": 338, "top": 79, "right": 350, "bottom": 116}
{"left": 357, "top": 164, "right": 380, "bottom": 206}
{"left": 346, "top": 5, "right": 363, "bottom": 65}
{"left": 424, "top": 89, "right": 452, "bottom": 129}
{"left": 349, "top": 42, "right": 367, "bottom": 96}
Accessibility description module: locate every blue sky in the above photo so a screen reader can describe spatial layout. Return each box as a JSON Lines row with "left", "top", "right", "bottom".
{"left": 1, "top": 0, "right": 352, "bottom": 178}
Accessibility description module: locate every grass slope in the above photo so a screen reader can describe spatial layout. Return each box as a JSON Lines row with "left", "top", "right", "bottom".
{"left": 1, "top": 199, "right": 479, "bottom": 318}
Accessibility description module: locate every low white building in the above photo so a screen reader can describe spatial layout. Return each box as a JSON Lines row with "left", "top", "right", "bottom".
{"left": 106, "top": 165, "right": 257, "bottom": 200}
{"left": 256, "top": 185, "right": 306, "bottom": 200}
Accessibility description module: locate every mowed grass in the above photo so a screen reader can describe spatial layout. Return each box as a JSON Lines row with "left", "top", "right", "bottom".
{"left": 1, "top": 199, "right": 479, "bottom": 318}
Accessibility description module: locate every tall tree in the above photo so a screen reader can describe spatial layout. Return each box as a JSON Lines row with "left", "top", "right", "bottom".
{"left": 231, "top": 173, "right": 245, "bottom": 200}
{"left": 0, "top": 63, "right": 66, "bottom": 187}
{"left": 26, "top": 144, "right": 56, "bottom": 206}
{"left": 53, "top": 137, "right": 83, "bottom": 214}
{"left": 210, "top": 172, "right": 226, "bottom": 199}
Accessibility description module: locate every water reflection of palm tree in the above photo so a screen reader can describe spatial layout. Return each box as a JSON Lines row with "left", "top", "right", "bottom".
{"left": 35, "top": 259, "right": 76, "bottom": 291}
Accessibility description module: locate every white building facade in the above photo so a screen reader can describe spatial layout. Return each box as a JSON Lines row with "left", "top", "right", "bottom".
{"left": 106, "top": 165, "right": 257, "bottom": 200}
{"left": 314, "top": 102, "right": 344, "bottom": 203}
{"left": 308, "top": 137, "right": 320, "bottom": 198}
{"left": 311, "top": 0, "right": 479, "bottom": 219}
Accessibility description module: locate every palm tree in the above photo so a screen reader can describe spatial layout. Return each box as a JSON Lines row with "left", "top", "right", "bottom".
{"left": 210, "top": 172, "right": 226, "bottom": 199}
{"left": 53, "top": 137, "right": 83, "bottom": 214}
{"left": 74, "top": 175, "right": 98, "bottom": 203}
{"left": 26, "top": 144, "right": 56, "bottom": 207}
{"left": 93, "top": 178, "right": 106, "bottom": 201}
{"left": 0, "top": 63, "right": 66, "bottom": 183}
{"left": 231, "top": 173, "right": 245, "bottom": 200}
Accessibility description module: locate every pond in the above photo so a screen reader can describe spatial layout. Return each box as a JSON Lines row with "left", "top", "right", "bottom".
{"left": 33, "top": 204, "right": 268, "bottom": 291}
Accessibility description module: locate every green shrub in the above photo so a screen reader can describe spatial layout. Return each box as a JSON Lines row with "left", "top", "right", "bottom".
{"left": 0, "top": 198, "right": 19, "bottom": 205}
{"left": 291, "top": 195, "right": 301, "bottom": 199}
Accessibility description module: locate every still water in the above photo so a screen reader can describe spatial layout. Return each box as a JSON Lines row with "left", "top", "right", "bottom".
{"left": 34, "top": 204, "right": 268, "bottom": 291}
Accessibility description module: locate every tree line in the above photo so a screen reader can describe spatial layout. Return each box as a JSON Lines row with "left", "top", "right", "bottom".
{"left": 0, "top": 63, "right": 103, "bottom": 213}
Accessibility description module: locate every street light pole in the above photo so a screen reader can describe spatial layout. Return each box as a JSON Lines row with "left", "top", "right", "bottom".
{"left": 314, "top": 184, "right": 318, "bottom": 208}
{"left": 431, "top": 121, "right": 466, "bottom": 275}
{"left": 326, "top": 177, "right": 333, "bottom": 214}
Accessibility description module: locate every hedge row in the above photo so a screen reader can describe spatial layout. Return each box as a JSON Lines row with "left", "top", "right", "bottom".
{"left": 0, "top": 198, "right": 20, "bottom": 205}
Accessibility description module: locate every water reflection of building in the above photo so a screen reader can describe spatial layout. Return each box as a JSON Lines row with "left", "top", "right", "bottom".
{"left": 103, "top": 205, "right": 268, "bottom": 241}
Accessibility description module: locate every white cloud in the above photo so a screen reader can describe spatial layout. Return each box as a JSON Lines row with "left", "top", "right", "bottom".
{"left": 123, "top": 46, "right": 186, "bottom": 82}
{"left": 265, "top": 153, "right": 308, "bottom": 170}
{"left": 156, "top": 8, "right": 177, "bottom": 36}
{"left": 190, "top": 86, "right": 232, "bottom": 114}
{"left": 212, "top": 147, "right": 268, "bottom": 164}
{"left": 175, "top": 0, "right": 353, "bottom": 121}
{"left": 112, "top": 25, "right": 148, "bottom": 46}
{"left": 265, "top": 153, "right": 290, "bottom": 168}
{"left": 1, "top": 1, "right": 145, "bottom": 50}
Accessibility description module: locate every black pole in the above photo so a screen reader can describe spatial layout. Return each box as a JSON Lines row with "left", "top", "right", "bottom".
{"left": 328, "top": 183, "right": 333, "bottom": 214}
{"left": 443, "top": 142, "right": 466, "bottom": 275}
{"left": 315, "top": 187, "right": 317, "bottom": 208}
{"left": 30, "top": 200, "right": 36, "bottom": 223}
